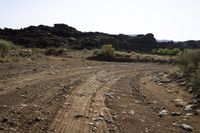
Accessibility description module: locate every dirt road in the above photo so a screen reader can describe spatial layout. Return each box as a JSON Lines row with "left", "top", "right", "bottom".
{"left": 0, "top": 55, "right": 199, "bottom": 133}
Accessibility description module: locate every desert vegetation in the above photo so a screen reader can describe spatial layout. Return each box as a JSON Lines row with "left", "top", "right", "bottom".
{"left": 93, "top": 44, "right": 115, "bottom": 58}
{"left": 89, "top": 44, "right": 173, "bottom": 63}
{"left": 176, "top": 49, "right": 200, "bottom": 90}
{"left": 152, "top": 48, "right": 180, "bottom": 56}
{"left": 0, "top": 39, "right": 16, "bottom": 58}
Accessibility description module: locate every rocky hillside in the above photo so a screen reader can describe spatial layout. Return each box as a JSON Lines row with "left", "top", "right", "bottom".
{"left": 0, "top": 24, "right": 199, "bottom": 51}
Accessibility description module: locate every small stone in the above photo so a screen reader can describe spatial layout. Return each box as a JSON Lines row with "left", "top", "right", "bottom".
{"left": 1, "top": 117, "right": 8, "bottom": 123}
{"left": 174, "top": 99, "right": 187, "bottom": 107}
{"left": 55, "top": 98, "right": 59, "bottom": 101}
{"left": 194, "top": 109, "right": 200, "bottom": 115}
{"left": 188, "top": 88, "right": 193, "bottom": 93}
{"left": 74, "top": 113, "right": 84, "bottom": 118}
{"left": 63, "top": 95, "right": 68, "bottom": 99}
{"left": 179, "top": 81, "right": 186, "bottom": 86}
{"left": 186, "top": 113, "right": 194, "bottom": 116}
{"left": 184, "top": 105, "right": 194, "bottom": 112}
{"left": 89, "top": 122, "right": 94, "bottom": 126}
{"left": 105, "top": 92, "right": 114, "bottom": 99}
{"left": 172, "top": 121, "right": 179, "bottom": 126}
{"left": 63, "top": 85, "right": 69, "bottom": 92}
{"left": 92, "top": 126, "right": 97, "bottom": 131}
{"left": 145, "top": 128, "right": 149, "bottom": 132}
{"left": 21, "top": 95, "right": 27, "bottom": 98}
{"left": 20, "top": 104, "right": 28, "bottom": 107}
{"left": 33, "top": 105, "right": 38, "bottom": 107}
{"left": 171, "top": 112, "right": 181, "bottom": 116}
{"left": 50, "top": 72, "right": 55, "bottom": 75}
{"left": 153, "top": 101, "right": 157, "bottom": 104}
{"left": 99, "top": 112, "right": 104, "bottom": 117}
{"left": 35, "top": 117, "right": 42, "bottom": 122}
{"left": 181, "top": 124, "right": 193, "bottom": 131}
{"left": 113, "top": 115, "right": 117, "bottom": 119}
{"left": 129, "top": 110, "right": 135, "bottom": 115}
{"left": 159, "top": 110, "right": 168, "bottom": 117}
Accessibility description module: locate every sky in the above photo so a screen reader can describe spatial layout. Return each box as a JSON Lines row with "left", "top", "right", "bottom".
{"left": 0, "top": 0, "right": 200, "bottom": 41}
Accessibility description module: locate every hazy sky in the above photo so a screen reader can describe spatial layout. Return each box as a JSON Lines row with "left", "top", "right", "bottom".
{"left": 0, "top": 0, "right": 200, "bottom": 41}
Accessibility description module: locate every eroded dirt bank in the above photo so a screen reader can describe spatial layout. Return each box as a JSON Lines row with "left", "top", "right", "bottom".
{"left": 0, "top": 56, "right": 199, "bottom": 133}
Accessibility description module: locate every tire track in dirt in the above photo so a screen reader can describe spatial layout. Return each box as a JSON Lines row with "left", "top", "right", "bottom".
{"left": 0, "top": 60, "right": 135, "bottom": 133}
{"left": 2, "top": 57, "right": 200, "bottom": 133}
{"left": 49, "top": 68, "right": 135, "bottom": 133}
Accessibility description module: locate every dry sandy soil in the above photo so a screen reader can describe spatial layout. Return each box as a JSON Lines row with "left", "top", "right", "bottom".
{"left": 0, "top": 52, "right": 199, "bottom": 133}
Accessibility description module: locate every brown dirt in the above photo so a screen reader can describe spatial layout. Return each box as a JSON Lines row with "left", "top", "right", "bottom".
{"left": 0, "top": 52, "right": 199, "bottom": 133}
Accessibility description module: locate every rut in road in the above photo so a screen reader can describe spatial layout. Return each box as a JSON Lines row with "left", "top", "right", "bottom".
{"left": 1, "top": 58, "right": 200, "bottom": 133}
{"left": 49, "top": 69, "right": 135, "bottom": 133}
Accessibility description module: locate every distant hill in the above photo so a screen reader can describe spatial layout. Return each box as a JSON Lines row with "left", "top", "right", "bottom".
{"left": 0, "top": 24, "right": 199, "bottom": 51}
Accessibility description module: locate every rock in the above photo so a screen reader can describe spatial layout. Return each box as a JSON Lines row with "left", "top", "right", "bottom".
{"left": 188, "top": 88, "right": 193, "bottom": 93}
{"left": 74, "top": 113, "right": 84, "bottom": 118}
{"left": 99, "top": 112, "right": 104, "bottom": 117}
{"left": 113, "top": 115, "right": 117, "bottom": 119}
{"left": 63, "top": 85, "right": 69, "bottom": 92}
{"left": 192, "top": 99, "right": 198, "bottom": 104}
{"left": 69, "top": 37, "right": 76, "bottom": 41}
{"left": 159, "top": 110, "right": 168, "bottom": 117}
{"left": 174, "top": 99, "right": 187, "bottom": 107}
{"left": 21, "top": 95, "right": 27, "bottom": 98}
{"left": 152, "top": 101, "right": 157, "bottom": 104}
{"left": 89, "top": 122, "right": 94, "bottom": 126}
{"left": 50, "top": 72, "right": 55, "bottom": 75}
{"left": 63, "top": 95, "right": 68, "bottom": 99}
{"left": 179, "top": 81, "right": 186, "bottom": 86}
{"left": 34, "top": 117, "right": 42, "bottom": 122}
{"left": 0, "top": 117, "right": 8, "bottom": 123}
{"left": 171, "top": 112, "right": 181, "bottom": 116}
{"left": 186, "top": 113, "right": 194, "bottom": 116}
{"left": 105, "top": 92, "right": 114, "bottom": 99}
{"left": 194, "top": 109, "right": 200, "bottom": 115}
{"left": 158, "top": 83, "right": 164, "bottom": 85}
{"left": 92, "top": 126, "right": 97, "bottom": 131}
{"left": 184, "top": 105, "right": 194, "bottom": 112}
{"left": 181, "top": 124, "right": 193, "bottom": 131}
{"left": 174, "top": 98, "right": 182, "bottom": 102}
{"left": 129, "top": 110, "right": 135, "bottom": 115}
{"left": 172, "top": 121, "right": 179, "bottom": 126}
{"left": 20, "top": 104, "right": 28, "bottom": 107}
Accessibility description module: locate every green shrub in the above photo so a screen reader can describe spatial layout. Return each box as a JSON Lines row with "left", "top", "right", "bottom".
{"left": 176, "top": 49, "right": 200, "bottom": 89}
{"left": 176, "top": 49, "right": 200, "bottom": 74}
{"left": 95, "top": 44, "right": 115, "bottom": 58}
{"left": 0, "top": 39, "right": 15, "bottom": 58}
{"left": 152, "top": 48, "right": 180, "bottom": 56}
{"left": 189, "top": 64, "right": 200, "bottom": 89}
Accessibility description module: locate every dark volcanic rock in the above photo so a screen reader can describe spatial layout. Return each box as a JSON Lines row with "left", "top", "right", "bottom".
{"left": 0, "top": 24, "right": 199, "bottom": 50}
